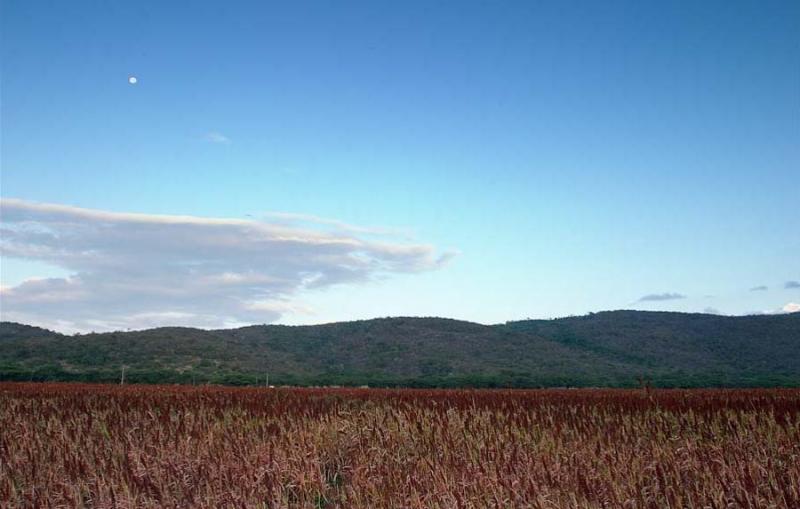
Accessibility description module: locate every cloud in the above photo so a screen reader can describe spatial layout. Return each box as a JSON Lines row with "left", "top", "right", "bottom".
{"left": 637, "top": 292, "right": 686, "bottom": 302}
{"left": 785, "top": 281, "right": 800, "bottom": 289}
{"left": 748, "top": 303, "right": 800, "bottom": 315}
{"left": 749, "top": 285, "right": 768, "bottom": 292}
{"left": 703, "top": 307, "right": 721, "bottom": 315}
{"left": 264, "top": 212, "right": 413, "bottom": 238}
{"left": 203, "top": 132, "right": 231, "bottom": 144}
{"left": 0, "top": 198, "right": 453, "bottom": 332}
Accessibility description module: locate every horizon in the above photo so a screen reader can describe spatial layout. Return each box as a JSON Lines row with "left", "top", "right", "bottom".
{"left": 3, "top": 307, "right": 798, "bottom": 336}
{"left": 1, "top": 1, "right": 798, "bottom": 332}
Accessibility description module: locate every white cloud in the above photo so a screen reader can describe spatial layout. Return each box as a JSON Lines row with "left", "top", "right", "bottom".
{"left": 749, "top": 302, "right": 800, "bottom": 316}
{"left": 0, "top": 198, "right": 453, "bottom": 332}
{"left": 203, "top": 132, "right": 231, "bottom": 144}
{"left": 783, "top": 302, "right": 800, "bottom": 313}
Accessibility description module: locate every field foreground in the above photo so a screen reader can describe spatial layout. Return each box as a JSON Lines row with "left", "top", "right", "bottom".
{"left": 1, "top": 384, "right": 799, "bottom": 508}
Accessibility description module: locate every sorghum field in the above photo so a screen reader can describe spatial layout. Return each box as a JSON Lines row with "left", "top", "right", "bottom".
{"left": 1, "top": 384, "right": 799, "bottom": 508}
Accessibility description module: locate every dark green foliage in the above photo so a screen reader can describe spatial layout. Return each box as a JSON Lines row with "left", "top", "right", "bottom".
{"left": 1, "top": 311, "right": 798, "bottom": 387}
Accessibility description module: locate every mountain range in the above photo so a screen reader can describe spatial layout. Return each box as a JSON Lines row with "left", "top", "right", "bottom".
{"left": 1, "top": 310, "right": 798, "bottom": 387}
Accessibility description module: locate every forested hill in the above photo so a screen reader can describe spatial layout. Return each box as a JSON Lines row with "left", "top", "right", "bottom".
{"left": 1, "top": 311, "right": 799, "bottom": 387}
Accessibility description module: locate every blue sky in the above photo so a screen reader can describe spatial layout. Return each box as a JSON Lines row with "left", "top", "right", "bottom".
{"left": 1, "top": 0, "right": 798, "bottom": 331}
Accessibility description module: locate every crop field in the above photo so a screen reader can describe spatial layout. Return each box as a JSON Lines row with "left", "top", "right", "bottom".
{"left": 1, "top": 384, "right": 799, "bottom": 508}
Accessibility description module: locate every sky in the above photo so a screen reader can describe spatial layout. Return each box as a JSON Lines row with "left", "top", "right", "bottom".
{"left": 1, "top": 0, "right": 798, "bottom": 332}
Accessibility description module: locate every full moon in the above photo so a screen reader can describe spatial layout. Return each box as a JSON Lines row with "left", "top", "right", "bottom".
{"left": 128, "top": 76, "right": 138, "bottom": 84}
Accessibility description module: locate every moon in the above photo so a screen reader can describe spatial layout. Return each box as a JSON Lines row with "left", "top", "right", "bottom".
{"left": 128, "top": 76, "right": 138, "bottom": 85}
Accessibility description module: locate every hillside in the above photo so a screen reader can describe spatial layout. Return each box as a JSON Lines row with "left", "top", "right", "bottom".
{"left": 1, "top": 311, "right": 799, "bottom": 387}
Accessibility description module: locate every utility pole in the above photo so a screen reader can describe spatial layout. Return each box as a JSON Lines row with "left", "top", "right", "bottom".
{"left": 120, "top": 365, "right": 127, "bottom": 386}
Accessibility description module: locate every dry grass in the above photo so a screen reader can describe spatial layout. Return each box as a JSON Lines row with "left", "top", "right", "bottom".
{"left": 1, "top": 383, "right": 799, "bottom": 508}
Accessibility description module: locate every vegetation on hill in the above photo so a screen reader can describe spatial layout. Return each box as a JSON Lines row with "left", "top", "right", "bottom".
{"left": 1, "top": 311, "right": 798, "bottom": 387}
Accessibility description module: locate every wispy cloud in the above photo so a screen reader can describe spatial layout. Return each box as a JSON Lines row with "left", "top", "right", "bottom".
{"left": 203, "top": 131, "right": 231, "bottom": 144}
{"left": 637, "top": 292, "right": 686, "bottom": 302}
{"left": 785, "top": 280, "right": 800, "bottom": 289}
{"left": 264, "top": 212, "right": 414, "bottom": 239}
{"left": 749, "top": 285, "right": 768, "bottom": 292}
{"left": 0, "top": 198, "right": 454, "bottom": 332}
